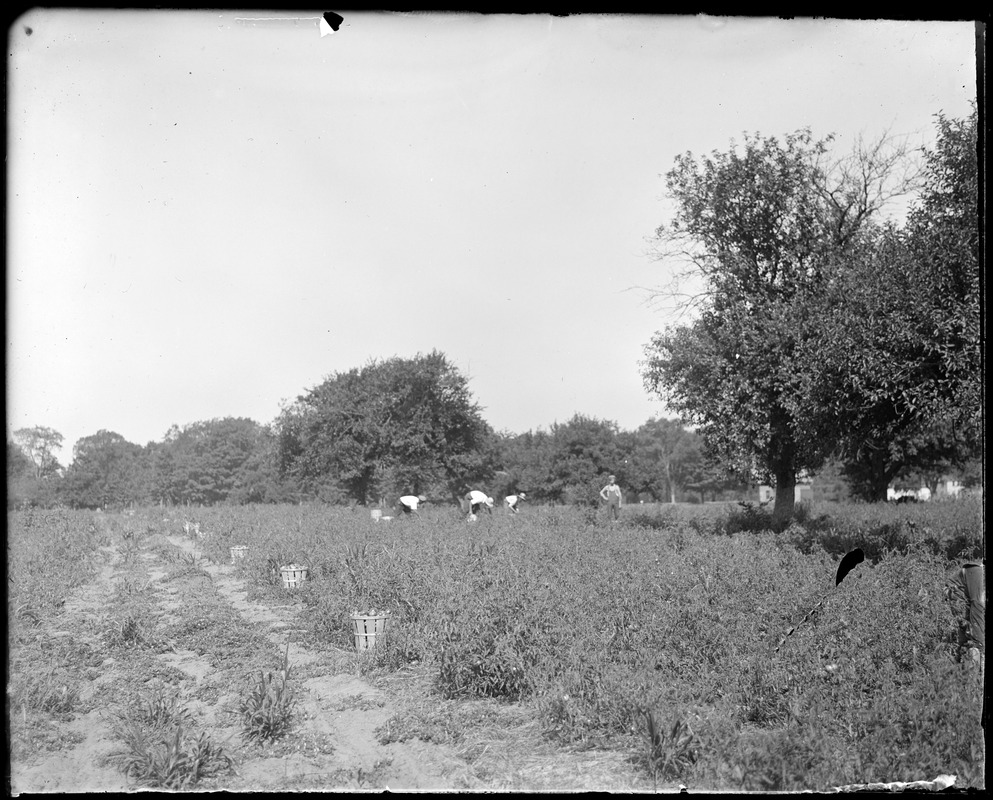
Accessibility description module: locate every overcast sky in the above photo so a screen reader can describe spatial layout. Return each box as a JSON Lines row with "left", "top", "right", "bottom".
{"left": 7, "top": 11, "right": 977, "bottom": 466}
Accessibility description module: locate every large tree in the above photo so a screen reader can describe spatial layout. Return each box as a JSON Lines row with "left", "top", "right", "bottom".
{"left": 276, "top": 351, "right": 492, "bottom": 504}
{"left": 801, "top": 109, "right": 981, "bottom": 500}
{"left": 62, "top": 430, "right": 144, "bottom": 509}
{"left": 643, "top": 129, "right": 917, "bottom": 519}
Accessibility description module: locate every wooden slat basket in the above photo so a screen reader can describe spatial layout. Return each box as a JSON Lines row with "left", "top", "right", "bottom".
{"left": 281, "top": 564, "right": 309, "bottom": 589}
{"left": 350, "top": 610, "right": 391, "bottom": 651}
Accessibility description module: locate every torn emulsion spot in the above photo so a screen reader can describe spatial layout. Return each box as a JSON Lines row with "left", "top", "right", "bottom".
{"left": 835, "top": 547, "right": 865, "bottom": 586}
{"left": 697, "top": 15, "right": 728, "bottom": 32}
{"left": 774, "top": 547, "right": 865, "bottom": 655}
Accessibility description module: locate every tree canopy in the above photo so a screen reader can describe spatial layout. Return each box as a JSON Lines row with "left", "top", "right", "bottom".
{"left": 62, "top": 430, "right": 144, "bottom": 509}
{"left": 801, "top": 110, "right": 981, "bottom": 500}
{"left": 642, "top": 123, "right": 946, "bottom": 517}
{"left": 275, "top": 351, "right": 493, "bottom": 504}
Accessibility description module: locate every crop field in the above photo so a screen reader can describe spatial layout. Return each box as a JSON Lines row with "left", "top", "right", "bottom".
{"left": 7, "top": 498, "right": 985, "bottom": 792}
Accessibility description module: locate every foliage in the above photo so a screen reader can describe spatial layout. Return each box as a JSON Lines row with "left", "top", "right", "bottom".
{"left": 151, "top": 417, "right": 286, "bottom": 505}
{"left": 10, "top": 667, "right": 81, "bottom": 716}
{"left": 275, "top": 351, "right": 492, "bottom": 504}
{"left": 239, "top": 643, "right": 296, "bottom": 743}
{"left": 62, "top": 430, "right": 145, "bottom": 509}
{"left": 8, "top": 501, "right": 987, "bottom": 791}
{"left": 622, "top": 419, "right": 697, "bottom": 502}
{"left": 12, "top": 425, "right": 65, "bottom": 478}
{"left": 109, "top": 689, "right": 232, "bottom": 789}
{"left": 804, "top": 109, "right": 980, "bottom": 501}
{"left": 7, "top": 508, "right": 101, "bottom": 623}
{"left": 8, "top": 428, "right": 65, "bottom": 508}
{"left": 642, "top": 710, "right": 700, "bottom": 784}
{"left": 493, "top": 415, "right": 728, "bottom": 506}
{"left": 643, "top": 127, "right": 923, "bottom": 518}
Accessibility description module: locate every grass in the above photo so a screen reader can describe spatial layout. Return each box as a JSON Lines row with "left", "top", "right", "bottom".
{"left": 7, "top": 498, "right": 985, "bottom": 792}
{"left": 184, "top": 498, "right": 983, "bottom": 790}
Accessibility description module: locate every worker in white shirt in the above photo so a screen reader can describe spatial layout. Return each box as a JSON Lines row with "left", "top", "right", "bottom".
{"left": 398, "top": 494, "right": 426, "bottom": 515}
{"left": 463, "top": 490, "right": 494, "bottom": 521}
{"left": 505, "top": 492, "right": 527, "bottom": 514}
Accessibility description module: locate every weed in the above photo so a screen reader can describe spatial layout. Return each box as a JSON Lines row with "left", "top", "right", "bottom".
{"left": 113, "top": 575, "right": 150, "bottom": 599}
{"left": 345, "top": 542, "right": 370, "bottom": 595}
{"left": 12, "top": 667, "right": 81, "bottom": 716}
{"left": 108, "top": 688, "right": 231, "bottom": 789}
{"left": 111, "top": 613, "right": 150, "bottom": 648}
{"left": 132, "top": 686, "right": 194, "bottom": 729}
{"left": 110, "top": 722, "right": 231, "bottom": 789}
{"left": 642, "top": 709, "right": 700, "bottom": 785}
{"left": 239, "top": 642, "right": 296, "bottom": 743}
{"left": 13, "top": 603, "right": 41, "bottom": 627}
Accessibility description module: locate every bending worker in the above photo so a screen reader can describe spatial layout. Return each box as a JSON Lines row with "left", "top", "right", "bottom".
{"left": 505, "top": 492, "right": 527, "bottom": 514}
{"left": 464, "top": 490, "right": 494, "bottom": 521}
{"left": 397, "top": 494, "right": 426, "bottom": 515}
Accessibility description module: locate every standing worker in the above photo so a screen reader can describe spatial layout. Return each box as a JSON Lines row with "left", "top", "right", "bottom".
{"left": 505, "top": 492, "right": 527, "bottom": 514}
{"left": 946, "top": 560, "right": 985, "bottom": 668}
{"left": 599, "top": 475, "right": 622, "bottom": 523}
{"left": 463, "top": 490, "right": 494, "bottom": 521}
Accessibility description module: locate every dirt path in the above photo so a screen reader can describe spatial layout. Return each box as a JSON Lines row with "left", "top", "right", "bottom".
{"left": 163, "top": 533, "right": 477, "bottom": 792}
{"left": 9, "top": 525, "right": 472, "bottom": 793}
{"left": 9, "top": 522, "right": 662, "bottom": 794}
{"left": 9, "top": 543, "right": 132, "bottom": 794}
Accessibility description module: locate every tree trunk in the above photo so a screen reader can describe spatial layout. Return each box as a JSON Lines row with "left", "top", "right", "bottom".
{"left": 869, "top": 472, "right": 891, "bottom": 503}
{"left": 773, "top": 467, "right": 796, "bottom": 522}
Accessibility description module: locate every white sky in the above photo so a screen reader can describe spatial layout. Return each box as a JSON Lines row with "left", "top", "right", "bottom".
{"left": 6, "top": 11, "right": 978, "bottom": 466}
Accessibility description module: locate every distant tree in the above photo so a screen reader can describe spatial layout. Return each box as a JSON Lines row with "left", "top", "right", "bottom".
{"left": 7, "top": 439, "right": 34, "bottom": 482}
{"left": 147, "top": 435, "right": 181, "bottom": 505}
{"left": 643, "top": 128, "right": 920, "bottom": 519}
{"left": 548, "top": 415, "right": 625, "bottom": 505}
{"left": 155, "top": 418, "right": 277, "bottom": 505}
{"left": 226, "top": 425, "right": 298, "bottom": 504}
{"left": 492, "top": 428, "right": 558, "bottom": 502}
{"left": 62, "top": 430, "right": 143, "bottom": 509}
{"left": 493, "top": 415, "right": 629, "bottom": 506}
{"left": 9, "top": 426, "right": 65, "bottom": 507}
{"left": 12, "top": 426, "right": 64, "bottom": 479}
{"left": 276, "top": 351, "right": 492, "bottom": 505}
{"left": 625, "top": 418, "right": 696, "bottom": 503}
{"left": 808, "top": 457, "right": 851, "bottom": 504}
{"left": 953, "top": 457, "right": 983, "bottom": 490}
{"left": 7, "top": 439, "right": 36, "bottom": 508}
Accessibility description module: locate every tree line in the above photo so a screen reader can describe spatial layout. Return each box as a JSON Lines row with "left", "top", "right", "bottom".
{"left": 8, "top": 376, "right": 744, "bottom": 511}
{"left": 8, "top": 110, "right": 979, "bottom": 516}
